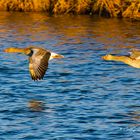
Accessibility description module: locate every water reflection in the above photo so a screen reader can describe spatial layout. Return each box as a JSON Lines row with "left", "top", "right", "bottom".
{"left": 129, "top": 111, "right": 140, "bottom": 126}
{"left": 0, "top": 12, "right": 139, "bottom": 50}
{"left": 28, "top": 100, "right": 45, "bottom": 112}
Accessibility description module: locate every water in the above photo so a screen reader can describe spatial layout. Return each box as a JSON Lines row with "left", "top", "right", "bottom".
{"left": 0, "top": 12, "right": 140, "bottom": 140}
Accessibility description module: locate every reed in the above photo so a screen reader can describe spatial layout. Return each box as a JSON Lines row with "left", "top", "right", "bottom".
{"left": 53, "top": 0, "right": 73, "bottom": 14}
{"left": 122, "top": 0, "right": 140, "bottom": 19}
{"left": 0, "top": 0, "right": 50, "bottom": 12}
{"left": 53, "top": 0, "right": 91, "bottom": 14}
{"left": 0, "top": 0, "right": 139, "bottom": 19}
{"left": 92, "top": 0, "right": 121, "bottom": 17}
{"left": 75, "top": 0, "right": 91, "bottom": 14}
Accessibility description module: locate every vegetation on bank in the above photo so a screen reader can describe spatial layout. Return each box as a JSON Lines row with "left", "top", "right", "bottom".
{"left": 0, "top": 0, "right": 139, "bottom": 19}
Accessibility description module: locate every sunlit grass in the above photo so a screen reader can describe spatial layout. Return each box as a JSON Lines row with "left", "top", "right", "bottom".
{"left": 0, "top": 0, "right": 50, "bottom": 12}
{"left": 92, "top": 0, "right": 121, "bottom": 17}
{"left": 53, "top": 0, "right": 73, "bottom": 14}
{"left": 122, "top": 0, "right": 140, "bottom": 19}
{"left": 0, "top": 0, "right": 139, "bottom": 19}
{"left": 75, "top": 0, "right": 91, "bottom": 14}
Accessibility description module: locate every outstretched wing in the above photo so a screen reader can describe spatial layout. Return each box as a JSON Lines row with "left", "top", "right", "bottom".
{"left": 29, "top": 49, "right": 51, "bottom": 80}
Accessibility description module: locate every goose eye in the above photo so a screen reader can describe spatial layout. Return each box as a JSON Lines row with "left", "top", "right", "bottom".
{"left": 27, "top": 50, "right": 33, "bottom": 56}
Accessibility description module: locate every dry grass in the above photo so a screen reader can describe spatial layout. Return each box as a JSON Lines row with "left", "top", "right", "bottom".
{"left": 122, "top": 0, "right": 140, "bottom": 19}
{"left": 75, "top": 0, "right": 91, "bottom": 14}
{"left": 53, "top": 0, "right": 74, "bottom": 14}
{"left": 92, "top": 0, "right": 121, "bottom": 17}
{"left": 0, "top": 0, "right": 50, "bottom": 12}
{"left": 53, "top": 0, "right": 91, "bottom": 14}
{"left": 0, "top": 0, "right": 139, "bottom": 19}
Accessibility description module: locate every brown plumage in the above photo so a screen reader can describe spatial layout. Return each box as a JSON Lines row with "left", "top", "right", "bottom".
{"left": 129, "top": 49, "right": 140, "bottom": 60}
{"left": 4, "top": 46, "right": 64, "bottom": 81}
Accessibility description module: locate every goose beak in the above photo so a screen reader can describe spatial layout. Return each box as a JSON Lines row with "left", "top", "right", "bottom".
{"left": 3, "top": 48, "right": 10, "bottom": 52}
{"left": 102, "top": 54, "right": 112, "bottom": 60}
{"left": 53, "top": 54, "right": 64, "bottom": 59}
{"left": 51, "top": 52, "right": 64, "bottom": 59}
{"left": 102, "top": 56, "right": 106, "bottom": 60}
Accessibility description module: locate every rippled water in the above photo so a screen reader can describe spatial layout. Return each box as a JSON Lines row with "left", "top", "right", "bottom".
{"left": 0, "top": 12, "right": 140, "bottom": 139}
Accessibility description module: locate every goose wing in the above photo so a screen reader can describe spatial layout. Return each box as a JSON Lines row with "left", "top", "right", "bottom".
{"left": 129, "top": 50, "right": 140, "bottom": 60}
{"left": 29, "top": 48, "right": 51, "bottom": 80}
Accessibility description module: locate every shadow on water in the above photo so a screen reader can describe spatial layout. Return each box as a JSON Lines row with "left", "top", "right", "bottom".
{"left": 28, "top": 100, "right": 45, "bottom": 112}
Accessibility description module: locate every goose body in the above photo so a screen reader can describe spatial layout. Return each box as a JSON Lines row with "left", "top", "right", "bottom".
{"left": 102, "top": 53, "right": 140, "bottom": 68}
{"left": 4, "top": 46, "right": 64, "bottom": 80}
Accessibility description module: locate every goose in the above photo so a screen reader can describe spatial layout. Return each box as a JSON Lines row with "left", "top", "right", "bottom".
{"left": 102, "top": 53, "right": 140, "bottom": 68}
{"left": 4, "top": 46, "right": 64, "bottom": 80}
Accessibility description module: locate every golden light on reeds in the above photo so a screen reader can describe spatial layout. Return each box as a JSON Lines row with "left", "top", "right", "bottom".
{"left": 0, "top": 0, "right": 139, "bottom": 19}
{"left": 53, "top": 0, "right": 72, "bottom": 14}
{"left": 122, "top": 0, "right": 140, "bottom": 19}
{"left": 0, "top": 0, "right": 50, "bottom": 12}
{"left": 92, "top": 0, "right": 121, "bottom": 17}
{"left": 75, "top": 0, "right": 90, "bottom": 14}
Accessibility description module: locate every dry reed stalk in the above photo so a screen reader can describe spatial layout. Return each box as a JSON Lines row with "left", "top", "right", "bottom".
{"left": 75, "top": 0, "right": 91, "bottom": 14}
{"left": 53, "top": 0, "right": 91, "bottom": 14}
{"left": 0, "top": 0, "right": 20, "bottom": 11}
{"left": 0, "top": 0, "right": 50, "bottom": 12}
{"left": 53, "top": 0, "right": 74, "bottom": 14}
{"left": 32, "top": 0, "right": 50, "bottom": 12}
{"left": 122, "top": 1, "right": 140, "bottom": 19}
{"left": 93, "top": 0, "right": 121, "bottom": 17}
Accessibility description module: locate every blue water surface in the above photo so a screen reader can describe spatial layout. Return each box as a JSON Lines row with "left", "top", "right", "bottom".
{"left": 0, "top": 12, "right": 140, "bottom": 140}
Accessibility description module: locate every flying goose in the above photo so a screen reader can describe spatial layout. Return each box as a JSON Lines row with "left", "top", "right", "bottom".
{"left": 4, "top": 46, "right": 64, "bottom": 80}
{"left": 102, "top": 53, "right": 140, "bottom": 68}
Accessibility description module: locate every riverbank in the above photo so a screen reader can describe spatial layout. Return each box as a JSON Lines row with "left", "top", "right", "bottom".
{"left": 0, "top": 0, "right": 139, "bottom": 20}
